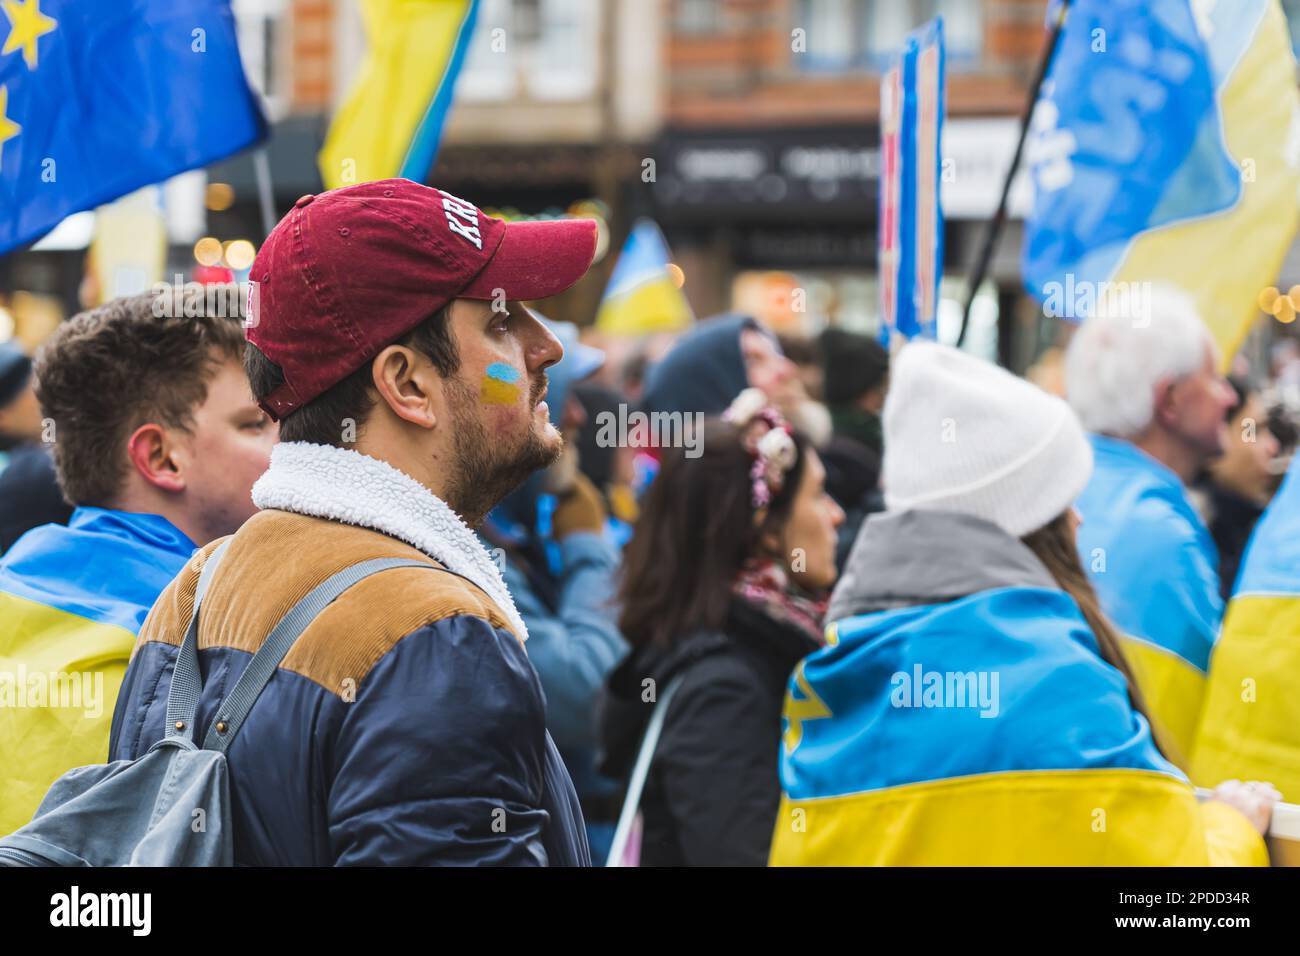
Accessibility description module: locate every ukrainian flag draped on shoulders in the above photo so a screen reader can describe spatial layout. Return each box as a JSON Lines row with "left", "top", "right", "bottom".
{"left": 1073, "top": 434, "right": 1222, "bottom": 767}
{"left": 771, "top": 510, "right": 1265, "bottom": 866}
{"left": 1192, "top": 456, "right": 1300, "bottom": 801}
{"left": 0, "top": 508, "right": 195, "bottom": 835}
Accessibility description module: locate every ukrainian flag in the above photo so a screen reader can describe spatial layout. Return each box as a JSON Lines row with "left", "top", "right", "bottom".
{"left": 1192, "top": 457, "right": 1300, "bottom": 801}
{"left": 319, "top": 0, "right": 479, "bottom": 189}
{"left": 1024, "top": 0, "right": 1300, "bottom": 367}
{"left": 0, "top": 0, "right": 266, "bottom": 255}
{"left": 771, "top": 587, "right": 1266, "bottom": 866}
{"left": 1072, "top": 434, "right": 1223, "bottom": 768}
{"left": 0, "top": 509, "right": 194, "bottom": 835}
{"left": 595, "top": 219, "right": 693, "bottom": 336}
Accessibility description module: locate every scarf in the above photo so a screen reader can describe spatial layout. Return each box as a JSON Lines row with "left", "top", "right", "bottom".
{"left": 251, "top": 441, "right": 529, "bottom": 641}
{"left": 732, "top": 558, "right": 830, "bottom": 645}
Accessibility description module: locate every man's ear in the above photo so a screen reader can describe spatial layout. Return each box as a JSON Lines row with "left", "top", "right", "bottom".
{"left": 126, "top": 423, "right": 185, "bottom": 494}
{"left": 371, "top": 345, "right": 440, "bottom": 430}
{"left": 1152, "top": 378, "right": 1180, "bottom": 430}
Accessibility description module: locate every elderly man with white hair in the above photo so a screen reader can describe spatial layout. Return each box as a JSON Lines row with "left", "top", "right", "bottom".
{"left": 1066, "top": 284, "right": 1235, "bottom": 767}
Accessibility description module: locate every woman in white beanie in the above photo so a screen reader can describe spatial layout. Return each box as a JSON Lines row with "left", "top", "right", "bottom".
{"left": 769, "top": 341, "right": 1277, "bottom": 866}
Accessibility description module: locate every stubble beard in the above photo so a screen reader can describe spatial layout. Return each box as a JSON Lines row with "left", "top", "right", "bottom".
{"left": 443, "top": 372, "right": 562, "bottom": 525}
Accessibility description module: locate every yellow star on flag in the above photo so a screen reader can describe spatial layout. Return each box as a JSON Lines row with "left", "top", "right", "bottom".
{"left": 0, "top": 85, "right": 20, "bottom": 165}
{"left": 2, "top": 0, "right": 56, "bottom": 71}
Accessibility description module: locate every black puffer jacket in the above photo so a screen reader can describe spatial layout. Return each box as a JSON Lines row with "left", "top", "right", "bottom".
{"left": 599, "top": 598, "right": 819, "bottom": 866}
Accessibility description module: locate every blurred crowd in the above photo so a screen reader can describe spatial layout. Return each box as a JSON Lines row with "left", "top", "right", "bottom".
{"left": 3, "top": 188, "right": 1300, "bottom": 866}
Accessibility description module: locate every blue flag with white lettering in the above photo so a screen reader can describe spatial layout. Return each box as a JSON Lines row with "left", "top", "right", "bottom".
{"left": 0, "top": 0, "right": 266, "bottom": 254}
{"left": 1022, "top": 0, "right": 1239, "bottom": 302}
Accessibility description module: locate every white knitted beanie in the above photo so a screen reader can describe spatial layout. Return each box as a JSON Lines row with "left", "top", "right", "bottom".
{"left": 882, "top": 341, "right": 1093, "bottom": 538}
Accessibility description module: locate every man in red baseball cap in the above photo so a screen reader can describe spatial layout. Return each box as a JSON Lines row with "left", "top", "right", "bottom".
{"left": 109, "top": 180, "right": 599, "bottom": 865}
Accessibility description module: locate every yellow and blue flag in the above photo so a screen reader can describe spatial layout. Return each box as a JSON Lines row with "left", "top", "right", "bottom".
{"left": 0, "top": 508, "right": 195, "bottom": 835}
{"left": 319, "top": 0, "right": 480, "bottom": 189}
{"left": 1024, "top": 0, "right": 1300, "bottom": 365}
{"left": 1073, "top": 434, "right": 1223, "bottom": 767}
{"left": 771, "top": 587, "right": 1265, "bottom": 866}
{"left": 595, "top": 219, "right": 693, "bottom": 336}
{"left": 0, "top": 0, "right": 266, "bottom": 255}
{"left": 1192, "top": 456, "right": 1300, "bottom": 801}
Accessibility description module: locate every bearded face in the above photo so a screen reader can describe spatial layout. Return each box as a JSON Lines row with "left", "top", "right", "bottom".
{"left": 441, "top": 368, "right": 562, "bottom": 526}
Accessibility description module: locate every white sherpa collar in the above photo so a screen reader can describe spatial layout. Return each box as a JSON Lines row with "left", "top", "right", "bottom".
{"left": 251, "top": 441, "right": 528, "bottom": 641}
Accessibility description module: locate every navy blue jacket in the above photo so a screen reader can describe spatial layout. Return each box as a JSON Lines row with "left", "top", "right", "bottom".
{"left": 108, "top": 510, "right": 589, "bottom": 866}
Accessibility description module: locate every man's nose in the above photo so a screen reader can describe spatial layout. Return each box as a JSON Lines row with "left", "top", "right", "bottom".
{"left": 523, "top": 307, "right": 564, "bottom": 372}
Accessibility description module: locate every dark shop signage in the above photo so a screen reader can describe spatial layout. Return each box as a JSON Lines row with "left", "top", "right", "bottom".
{"left": 653, "top": 126, "right": 880, "bottom": 222}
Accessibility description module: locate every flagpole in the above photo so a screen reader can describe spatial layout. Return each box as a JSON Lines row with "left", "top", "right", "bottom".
{"left": 253, "top": 147, "right": 276, "bottom": 239}
{"left": 955, "top": 0, "right": 1070, "bottom": 350}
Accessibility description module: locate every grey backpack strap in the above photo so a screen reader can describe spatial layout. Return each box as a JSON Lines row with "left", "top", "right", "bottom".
{"left": 165, "top": 539, "right": 235, "bottom": 741}
{"left": 200, "top": 557, "right": 437, "bottom": 753}
{"left": 605, "top": 674, "right": 685, "bottom": 867}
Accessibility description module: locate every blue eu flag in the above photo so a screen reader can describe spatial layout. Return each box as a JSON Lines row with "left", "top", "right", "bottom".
{"left": 0, "top": 0, "right": 266, "bottom": 254}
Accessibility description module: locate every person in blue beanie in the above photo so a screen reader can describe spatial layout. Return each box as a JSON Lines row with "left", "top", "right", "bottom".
{"left": 0, "top": 342, "right": 71, "bottom": 553}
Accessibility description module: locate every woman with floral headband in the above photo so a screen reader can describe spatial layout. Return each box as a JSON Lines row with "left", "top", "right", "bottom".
{"left": 599, "top": 388, "right": 844, "bottom": 866}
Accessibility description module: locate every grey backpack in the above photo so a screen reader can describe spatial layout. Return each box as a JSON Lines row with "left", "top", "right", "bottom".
{"left": 0, "top": 540, "right": 436, "bottom": 866}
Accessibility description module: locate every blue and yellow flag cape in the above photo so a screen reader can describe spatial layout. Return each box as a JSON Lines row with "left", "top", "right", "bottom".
{"left": 771, "top": 587, "right": 1264, "bottom": 866}
{"left": 0, "top": 508, "right": 194, "bottom": 835}
{"left": 1073, "top": 435, "right": 1222, "bottom": 767}
{"left": 319, "top": 0, "right": 480, "bottom": 189}
{"left": 1192, "top": 456, "right": 1300, "bottom": 801}
{"left": 1023, "top": 0, "right": 1300, "bottom": 367}
{"left": 0, "top": 0, "right": 266, "bottom": 254}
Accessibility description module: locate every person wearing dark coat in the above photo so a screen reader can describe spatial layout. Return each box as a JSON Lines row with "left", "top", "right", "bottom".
{"left": 600, "top": 392, "right": 844, "bottom": 866}
{"left": 818, "top": 328, "right": 889, "bottom": 570}
{"left": 0, "top": 343, "right": 72, "bottom": 554}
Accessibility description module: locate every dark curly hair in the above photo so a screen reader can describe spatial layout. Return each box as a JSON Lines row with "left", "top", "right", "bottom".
{"left": 34, "top": 287, "right": 246, "bottom": 506}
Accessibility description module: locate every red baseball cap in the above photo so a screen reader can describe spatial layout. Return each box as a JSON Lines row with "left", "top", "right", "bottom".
{"left": 245, "top": 178, "right": 598, "bottom": 420}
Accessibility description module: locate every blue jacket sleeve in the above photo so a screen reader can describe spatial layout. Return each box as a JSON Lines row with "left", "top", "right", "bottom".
{"left": 326, "top": 615, "right": 555, "bottom": 866}
{"left": 507, "top": 531, "right": 627, "bottom": 752}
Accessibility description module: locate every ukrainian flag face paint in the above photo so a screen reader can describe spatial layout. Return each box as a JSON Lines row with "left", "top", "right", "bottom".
{"left": 481, "top": 361, "right": 522, "bottom": 405}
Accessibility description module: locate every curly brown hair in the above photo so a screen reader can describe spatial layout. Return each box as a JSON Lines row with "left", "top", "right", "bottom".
{"left": 34, "top": 287, "right": 246, "bottom": 506}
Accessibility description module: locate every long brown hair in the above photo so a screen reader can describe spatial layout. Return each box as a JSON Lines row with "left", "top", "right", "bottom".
{"left": 1020, "top": 511, "right": 1184, "bottom": 766}
{"left": 618, "top": 418, "right": 809, "bottom": 650}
